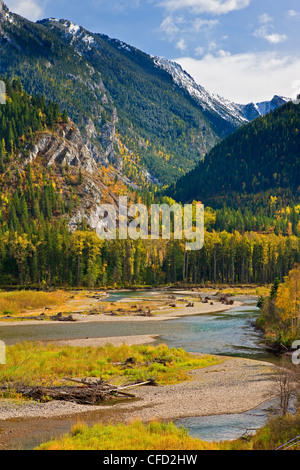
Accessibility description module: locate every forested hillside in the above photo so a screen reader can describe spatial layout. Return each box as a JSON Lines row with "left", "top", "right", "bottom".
{"left": 170, "top": 101, "right": 300, "bottom": 208}
{"left": 0, "top": 79, "right": 299, "bottom": 288}
{"left": 0, "top": 2, "right": 288, "bottom": 187}
{"left": 0, "top": 3, "right": 222, "bottom": 186}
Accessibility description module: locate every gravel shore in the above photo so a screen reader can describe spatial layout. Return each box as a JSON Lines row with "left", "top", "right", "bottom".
{"left": 122, "top": 357, "right": 277, "bottom": 421}
{"left": 0, "top": 356, "right": 276, "bottom": 423}
{"left": 0, "top": 296, "right": 275, "bottom": 449}
{"left": 55, "top": 335, "right": 159, "bottom": 348}
{"left": 0, "top": 299, "right": 270, "bottom": 424}
{"left": 0, "top": 301, "right": 242, "bottom": 326}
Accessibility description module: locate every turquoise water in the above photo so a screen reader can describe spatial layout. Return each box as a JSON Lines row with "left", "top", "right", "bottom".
{"left": 158, "top": 301, "right": 269, "bottom": 359}
{"left": 1, "top": 298, "right": 269, "bottom": 360}
{"left": 176, "top": 399, "right": 281, "bottom": 442}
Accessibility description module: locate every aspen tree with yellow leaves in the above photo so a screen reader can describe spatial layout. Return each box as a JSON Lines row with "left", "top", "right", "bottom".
{"left": 276, "top": 265, "right": 300, "bottom": 333}
{"left": 257, "top": 265, "right": 300, "bottom": 348}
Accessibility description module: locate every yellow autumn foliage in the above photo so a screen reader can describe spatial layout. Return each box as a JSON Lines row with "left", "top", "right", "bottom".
{"left": 276, "top": 265, "right": 300, "bottom": 325}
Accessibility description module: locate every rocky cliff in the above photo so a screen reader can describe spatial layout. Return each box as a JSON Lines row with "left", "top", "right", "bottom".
{"left": 19, "top": 117, "right": 133, "bottom": 238}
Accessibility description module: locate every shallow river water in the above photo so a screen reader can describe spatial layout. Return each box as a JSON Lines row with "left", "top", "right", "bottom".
{"left": 2, "top": 297, "right": 268, "bottom": 359}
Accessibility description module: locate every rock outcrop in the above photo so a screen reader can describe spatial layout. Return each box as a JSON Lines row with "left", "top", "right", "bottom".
{"left": 23, "top": 118, "right": 125, "bottom": 238}
{"left": 27, "top": 121, "right": 97, "bottom": 175}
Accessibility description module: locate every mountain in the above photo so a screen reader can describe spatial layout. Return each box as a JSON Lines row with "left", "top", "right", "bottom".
{"left": 0, "top": 3, "right": 217, "bottom": 186}
{"left": 0, "top": 1, "right": 289, "bottom": 186}
{"left": 0, "top": 79, "right": 298, "bottom": 290}
{"left": 169, "top": 101, "right": 300, "bottom": 209}
{"left": 0, "top": 77, "right": 135, "bottom": 243}
{"left": 154, "top": 57, "right": 289, "bottom": 126}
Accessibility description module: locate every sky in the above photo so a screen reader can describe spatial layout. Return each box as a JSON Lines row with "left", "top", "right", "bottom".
{"left": 4, "top": 0, "right": 300, "bottom": 104}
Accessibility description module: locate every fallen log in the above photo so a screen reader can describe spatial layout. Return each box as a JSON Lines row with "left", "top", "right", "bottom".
{"left": 6, "top": 385, "right": 115, "bottom": 405}
{"left": 51, "top": 313, "right": 76, "bottom": 322}
{"left": 117, "top": 380, "right": 157, "bottom": 390}
{"left": 1, "top": 378, "right": 157, "bottom": 405}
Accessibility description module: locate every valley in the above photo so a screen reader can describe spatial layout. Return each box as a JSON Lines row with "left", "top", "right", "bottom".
{"left": 0, "top": 0, "right": 299, "bottom": 453}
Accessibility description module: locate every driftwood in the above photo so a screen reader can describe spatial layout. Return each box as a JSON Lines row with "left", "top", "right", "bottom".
{"left": 136, "top": 307, "right": 153, "bottom": 317}
{"left": 218, "top": 296, "right": 234, "bottom": 305}
{"left": 2, "top": 378, "right": 157, "bottom": 405}
{"left": 51, "top": 313, "right": 76, "bottom": 322}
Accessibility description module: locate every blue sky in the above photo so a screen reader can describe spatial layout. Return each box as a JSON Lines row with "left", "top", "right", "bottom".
{"left": 5, "top": 0, "right": 300, "bottom": 103}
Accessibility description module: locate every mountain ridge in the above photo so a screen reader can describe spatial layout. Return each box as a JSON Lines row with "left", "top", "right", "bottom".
{"left": 0, "top": 76, "right": 137, "bottom": 241}
{"left": 0, "top": 1, "right": 290, "bottom": 186}
{"left": 153, "top": 57, "right": 289, "bottom": 126}
{"left": 169, "top": 100, "right": 300, "bottom": 209}
{"left": 0, "top": 8, "right": 220, "bottom": 185}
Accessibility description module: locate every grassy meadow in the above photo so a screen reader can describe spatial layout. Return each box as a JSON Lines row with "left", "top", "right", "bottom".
{"left": 0, "top": 290, "right": 69, "bottom": 316}
{"left": 37, "top": 420, "right": 219, "bottom": 450}
{"left": 0, "top": 342, "right": 223, "bottom": 388}
{"left": 36, "top": 414, "right": 300, "bottom": 451}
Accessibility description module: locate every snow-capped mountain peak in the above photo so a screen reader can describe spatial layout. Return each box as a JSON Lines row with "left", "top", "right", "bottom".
{"left": 153, "top": 56, "right": 290, "bottom": 125}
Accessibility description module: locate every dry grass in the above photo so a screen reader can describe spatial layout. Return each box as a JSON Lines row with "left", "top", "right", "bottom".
{"left": 37, "top": 420, "right": 219, "bottom": 450}
{"left": 0, "top": 290, "right": 69, "bottom": 316}
{"left": 37, "top": 414, "right": 300, "bottom": 451}
{"left": 217, "top": 286, "right": 270, "bottom": 297}
{"left": 0, "top": 342, "right": 223, "bottom": 388}
{"left": 37, "top": 413, "right": 300, "bottom": 451}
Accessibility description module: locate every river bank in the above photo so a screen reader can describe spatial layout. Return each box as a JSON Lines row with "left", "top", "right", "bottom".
{"left": 0, "top": 300, "right": 243, "bottom": 327}
{"left": 0, "top": 292, "right": 277, "bottom": 449}
{"left": 0, "top": 355, "right": 276, "bottom": 450}
{"left": 0, "top": 354, "right": 275, "bottom": 423}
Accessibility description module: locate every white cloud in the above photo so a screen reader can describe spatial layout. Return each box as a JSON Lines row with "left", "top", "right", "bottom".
{"left": 160, "top": 16, "right": 180, "bottom": 35}
{"left": 156, "top": 0, "right": 251, "bottom": 15}
{"left": 208, "top": 41, "right": 218, "bottom": 51}
{"left": 159, "top": 12, "right": 219, "bottom": 51}
{"left": 254, "top": 25, "right": 287, "bottom": 44}
{"left": 217, "top": 49, "right": 231, "bottom": 57}
{"left": 160, "top": 14, "right": 218, "bottom": 38}
{"left": 175, "top": 52, "right": 300, "bottom": 103}
{"left": 287, "top": 10, "right": 300, "bottom": 18}
{"left": 176, "top": 38, "right": 187, "bottom": 52}
{"left": 6, "top": 0, "right": 45, "bottom": 21}
{"left": 264, "top": 33, "right": 288, "bottom": 45}
{"left": 258, "top": 13, "right": 273, "bottom": 24}
{"left": 193, "top": 18, "right": 219, "bottom": 32}
{"left": 194, "top": 45, "right": 206, "bottom": 56}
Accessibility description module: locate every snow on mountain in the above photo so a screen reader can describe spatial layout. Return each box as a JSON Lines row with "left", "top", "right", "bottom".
{"left": 45, "top": 18, "right": 95, "bottom": 48}
{"left": 253, "top": 95, "right": 290, "bottom": 117}
{"left": 153, "top": 56, "right": 290, "bottom": 126}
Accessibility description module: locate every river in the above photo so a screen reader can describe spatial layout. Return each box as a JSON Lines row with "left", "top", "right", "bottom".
{"left": 0, "top": 292, "right": 282, "bottom": 448}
